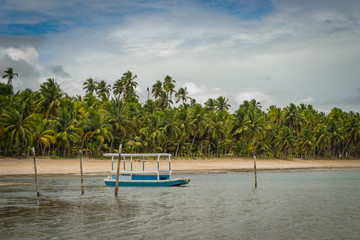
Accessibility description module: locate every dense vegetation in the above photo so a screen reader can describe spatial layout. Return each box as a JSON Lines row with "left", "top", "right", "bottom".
{"left": 1, "top": 68, "right": 359, "bottom": 159}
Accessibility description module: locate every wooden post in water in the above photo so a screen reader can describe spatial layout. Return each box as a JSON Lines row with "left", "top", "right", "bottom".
{"left": 254, "top": 155, "right": 257, "bottom": 188}
{"left": 32, "top": 147, "right": 40, "bottom": 197}
{"left": 79, "top": 150, "right": 84, "bottom": 195}
{"left": 115, "top": 144, "right": 122, "bottom": 196}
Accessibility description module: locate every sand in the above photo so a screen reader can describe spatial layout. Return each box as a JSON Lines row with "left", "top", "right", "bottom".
{"left": 0, "top": 157, "right": 360, "bottom": 176}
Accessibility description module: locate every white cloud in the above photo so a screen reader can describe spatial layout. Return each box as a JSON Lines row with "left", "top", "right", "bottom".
{"left": 299, "top": 97, "right": 313, "bottom": 104}
{"left": 235, "top": 88, "right": 274, "bottom": 109}
{"left": 184, "top": 82, "right": 223, "bottom": 104}
{"left": 0, "top": 45, "right": 71, "bottom": 90}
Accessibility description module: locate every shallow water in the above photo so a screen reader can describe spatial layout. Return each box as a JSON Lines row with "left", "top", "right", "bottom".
{"left": 1, "top": 170, "right": 360, "bottom": 239}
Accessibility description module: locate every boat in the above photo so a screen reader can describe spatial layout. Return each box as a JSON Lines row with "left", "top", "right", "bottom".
{"left": 103, "top": 153, "right": 191, "bottom": 187}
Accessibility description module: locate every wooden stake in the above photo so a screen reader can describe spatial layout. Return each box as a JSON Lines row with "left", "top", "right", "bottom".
{"left": 254, "top": 155, "right": 257, "bottom": 188}
{"left": 79, "top": 150, "right": 84, "bottom": 195}
{"left": 115, "top": 144, "right": 122, "bottom": 196}
{"left": 32, "top": 147, "right": 40, "bottom": 197}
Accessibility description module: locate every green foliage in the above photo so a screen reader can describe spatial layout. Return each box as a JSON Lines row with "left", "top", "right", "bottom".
{"left": 0, "top": 69, "right": 359, "bottom": 158}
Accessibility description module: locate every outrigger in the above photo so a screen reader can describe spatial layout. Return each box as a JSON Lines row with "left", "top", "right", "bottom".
{"left": 103, "top": 153, "right": 190, "bottom": 187}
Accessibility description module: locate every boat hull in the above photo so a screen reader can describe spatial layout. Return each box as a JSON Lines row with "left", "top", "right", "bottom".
{"left": 104, "top": 178, "right": 190, "bottom": 187}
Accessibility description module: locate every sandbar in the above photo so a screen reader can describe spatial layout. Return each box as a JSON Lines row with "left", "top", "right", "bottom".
{"left": 0, "top": 157, "right": 360, "bottom": 176}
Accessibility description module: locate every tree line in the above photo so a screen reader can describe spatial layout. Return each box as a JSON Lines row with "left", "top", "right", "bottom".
{"left": 1, "top": 67, "right": 359, "bottom": 159}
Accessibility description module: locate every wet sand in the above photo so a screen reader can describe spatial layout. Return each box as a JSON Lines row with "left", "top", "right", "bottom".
{"left": 1, "top": 157, "right": 360, "bottom": 176}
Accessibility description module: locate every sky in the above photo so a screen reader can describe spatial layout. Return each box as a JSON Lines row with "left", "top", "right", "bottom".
{"left": 1, "top": 0, "right": 360, "bottom": 113}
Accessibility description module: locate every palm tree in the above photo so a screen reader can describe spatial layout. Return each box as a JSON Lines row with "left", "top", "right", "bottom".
{"left": 240, "top": 99, "right": 261, "bottom": 113}
{"left": 247, "top": 110, "right": 268, "bottom": 157}
{"left": 175, "top": 87, "right": 190, "bottom": 106}
{"left": 273, "top": 126, "right": 295, "bottom": 159}
{"left": 104, "top": 97, "right": 134, "bottom": 152}
{"left": 161, "top": 108, "right": 181, "bottom": 153}
{"left": 53, "top": 107, "right": 82, "bottom": 156}
{"left": 174, "top": 106, "right": 193, "bottom": 157}
{"left": 85, "top": 109, "right": 112, "bottom": 155}
{"left": 315, "top": 123, "right": 331, "bottom": 157}
{"left": 122, "top": 71, "right": 138, "bottom": 100}
{"left": 268, "top": 105, "right": 282, "bottom": 127}
{"left": 83, "top": 78, "right": 98, "bottom": 95}
{"left": 282, "top": 103, "right": 303, "bottom": 135}
{"left": 32, "top": 114, "right": 56, "bottom": 155}
{"left": 140, "top": 113, "right": 166, "bottom": 152}
{"left": 152, "top": 80, "right": 164, "bottom": 100}
{"left": 2, "top": 67, "right": 18, "bottom": 85}
{"left": 188, "top": 104, "right": 207, "bottom": 156}
{"left": 113, "top": 71, "right": 138, "bottom": 101}
{"left": 298, "top": 128, "right": 316, "bottom": 158}
{"left": 230, "top": 108, "right": 250, "bottom": 154}
{"left": 215, "top": 96, "right": 231, "bottom": 112}
{"left": 1, "top": 106, "right": 34, "bottom": 156}
{"left": 205, "top": 98, "right": 217, "bottom": 111}
{"left": 96, "top": 80, "right": 111, "bottom": 101}
{"left": 37, "top": 78, "right": 64, "bottom": 119}
{"left": 344, "top": 114, "right": 360, "bottom": 157}
{"left": 163, "top": 75, "right": 176, "bottom": 106}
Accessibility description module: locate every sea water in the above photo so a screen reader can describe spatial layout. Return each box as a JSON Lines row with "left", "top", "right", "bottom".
{"left": 1, "top": 170, "right": 360, "bottom": 239}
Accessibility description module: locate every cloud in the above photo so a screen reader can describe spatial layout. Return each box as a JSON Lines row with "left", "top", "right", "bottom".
{"left": 235, "top": 88, "right": 274, "bottom": 109}
{"left": 299, "top": 97, "right": 313, "bottom": 104}
{"left": 184, "top": 82, "right": 223, "bottom": 104}
{"left": 0, "top": 45, "right": 71, "bottom": 91}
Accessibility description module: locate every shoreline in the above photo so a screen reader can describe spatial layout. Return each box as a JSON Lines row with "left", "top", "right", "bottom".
{"left": 1, "top": 157, "right": 360, "bottom": 176}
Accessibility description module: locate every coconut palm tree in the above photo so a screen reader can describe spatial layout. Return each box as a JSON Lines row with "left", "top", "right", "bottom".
{"left": 163, "top": 75, "right": 176, "bottom": 106}
{"left": 53, "top": 107, "right": 82, "bottom": 156}
{"left": 113, "top": 71, "right": 138, "bottom": 101}
{"left": 84, "top": 109, "right": 112, "bottom": 156}
{"left": 268, "top": 105, "right": 282, "bottom": 127}
{"left": 37, "top": 78, "right": 64, "bottom": 119}
{"left": 282, "top": 103, "right": 303, "bottom": 135}
{"left": 205, "top": 98, "right": 217, "bottom": 111}
{"left": 1, "top": 106, "right": 34, "bottom": 156}
{"left": 344, "top": 114, "right": 360, "bottom": 157}
{"left": 174, "top": 106, "right": 193, "bottom": 157}
{"left": 104, "top": 97, "right": 134, "bottom": 152}
{"left": 298, "top": 127, "right": 316, "bottom": 158}
{"left": 175, "top": 87, "right": 190, "bottom": 106}
{"left": 247, "top": 110, "right": 268, "bottom": 157}
{"left": 140, "top": 113, "right": 166, "bottom": 152}
{"left": 96, "top": 80, "right": 111, "bottom": 101}
{"left": 273, "top": 126, "right": 295, "bottom": 159}
{"left": 161, "top": 108, "right": 181, "bottom": 153}
{"left": 230, "top": 108, "right": 250, "bottom": 154}
{"left": 32, "top": 114, "right": 56, "bottom": 155}
{"left": 315, "top": 123, "right": 331, "bottom": 157}
{"left": 2, "top": 67, "right": 18, "bottom": 85}
{"left": 215, "top": 96, "right": 231, "bottom": 112}
{"left": 188, "top": 104, "right": 207, "bottom": 156}
{"left": 83, "top": 78, "right": 98, "bottom": 95}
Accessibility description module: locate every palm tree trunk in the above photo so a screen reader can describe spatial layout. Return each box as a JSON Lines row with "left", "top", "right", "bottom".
{"left": 8, "top": 141, "right": 13, "bottom": 156}
{"left": 110, "top": 137, "right": 114, "bottom": 153}
{"left": 175, "top": 141, "right": 181, "bottom": 157}
{"left": 98, "top": 142, "right": 103, "bottom": 155}
{"left": 163, "top": 139, "right": 168, "bottom": 153}
{"left": 189, "top": 130, "right": 198, "bottom": 157}
{"left": 16, "top": 137, "right": 19, "bottom": 157}
{"left": 81, "top": 136, "right": 86, "bottom": 152}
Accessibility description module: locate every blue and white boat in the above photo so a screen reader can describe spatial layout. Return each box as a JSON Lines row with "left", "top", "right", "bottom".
{"left": 103, "top": 153, "right": 190, "bottom": 187}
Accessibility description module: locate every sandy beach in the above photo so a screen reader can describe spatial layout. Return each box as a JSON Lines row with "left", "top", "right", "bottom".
{"left": 1, "top": 157, "right": 360, "bottom": 176}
